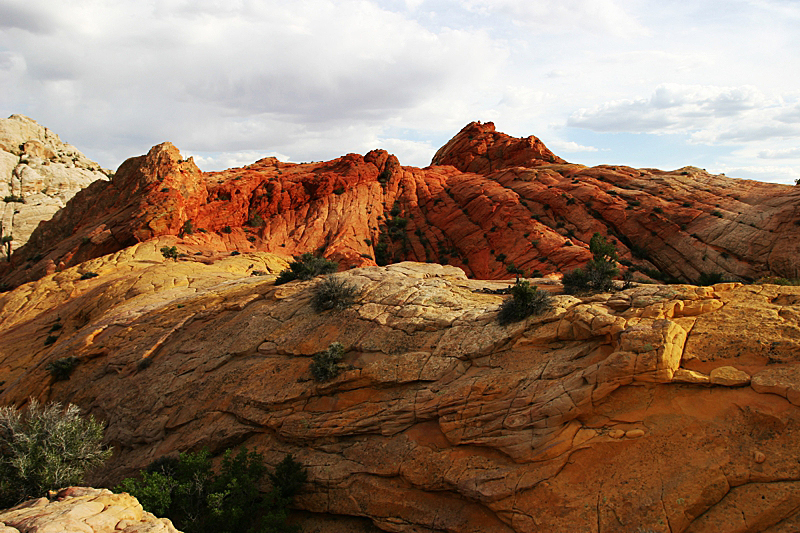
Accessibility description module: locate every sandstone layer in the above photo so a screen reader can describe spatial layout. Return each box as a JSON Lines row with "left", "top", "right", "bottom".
{"left": 2, "top": 121, "right": 799, "bottom": 292}
{"left": 1, "top": 243, "right": 800, "bottom": 532}
{"left": 0, "top": 487, "right": 180, "bottom": 533}
{"left": 0, "top": 115, "right": 110, "bottom": 253}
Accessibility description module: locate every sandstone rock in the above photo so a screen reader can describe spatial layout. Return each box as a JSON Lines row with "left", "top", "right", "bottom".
{"left": 2, "top": 258, "right": 799, "bottom": 532}
{"left": 673, "top": 368, "right": 711, "bottom": 384}
{"left": 754, "top": 450, "right": 766, "bottom": 463}
{"left": 0, "top": 115, "right": 109, "bottom": 250}
{"left": 625, "top": 429, "right": 645, "bottom": 438}
{"left": 0, "top": 488, "right": 180, "bottom": 533}
{"left": 752, "top": 365, "right": 800, "bottom": 406}
{"left": 710, "top": 366, "right": 751, "bottom": 386}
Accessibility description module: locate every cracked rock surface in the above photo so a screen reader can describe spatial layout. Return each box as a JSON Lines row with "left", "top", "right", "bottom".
{"left": 2, "top": 249, "right": 800, "bottom": 532}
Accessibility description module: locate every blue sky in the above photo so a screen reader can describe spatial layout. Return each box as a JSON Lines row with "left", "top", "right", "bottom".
{"left": 1, "top": 0, "right": 798, "bottom": 184}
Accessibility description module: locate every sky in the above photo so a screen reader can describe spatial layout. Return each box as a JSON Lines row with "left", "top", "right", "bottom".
{"left": 1, "top": 0, "right": 799, "bottom": 184}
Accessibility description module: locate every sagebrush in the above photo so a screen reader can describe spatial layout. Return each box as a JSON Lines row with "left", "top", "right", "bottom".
{"left": 0, "top": 400, "right": 112, "bottom": 507}
{"left": 498, "top": 279, "right": 553, "bottom": 325}
{"left": 311, "top": 276, "right": 360, "bottom": 311}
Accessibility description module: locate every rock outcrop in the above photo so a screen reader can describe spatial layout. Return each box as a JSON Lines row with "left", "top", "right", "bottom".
{"left": 0, "top": 487, "right": 180, "bottom": 533}
{"left": 0, "top": 115, "right": 110, "bottom": 253}
{"left": 1, "top": 242, "right": 800, "bottom": 532}
{"left": 2, "top": 121, "right": 799, "bottom": 292}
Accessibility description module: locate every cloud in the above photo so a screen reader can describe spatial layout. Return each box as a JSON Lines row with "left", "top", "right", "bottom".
{"left": 568, "top": 84, "right": 800, "bottom": 144}
{"left": 463, "top": 0, "right": 649, "bottom": 37}
{"left": 715, "top": 163, "right": 800, "bottom": 185}
{"left": 548, "top": 140, "right": 598, "bottom": 153}
{"left": 758, "top": 147, "right": 800, "bottom": 159}
{"left": 0, "top": 0, "right": 506, "bottom": 168}
{"left": 186, "top": 150, "right": 291, "bottom": 172}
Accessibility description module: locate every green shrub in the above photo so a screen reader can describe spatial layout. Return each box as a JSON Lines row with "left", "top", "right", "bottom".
{"left": 43, "top": 335, "right": 59, "bottom": 346}
{"left": 117, "top": 448, "right": 306, "bottom": 533}
{"left": 275, "top": 253, "right": 338, "bottom": 285}
{"left": 46, "top": 356, "right": 79, "bottom": 381}
{"left": 181, "top": 220, "right": 194, "bottom": 236}
{"left": 221, "top": 226, "right": 232, "bottom": 234}
{"left": 160, "top": 246, "right": 179, "bottom": 260}
{"left": 80, "top": 272, "right": 99, "bottom": 280}
{"left": 3, "top": 195, "right": 24, "bottom": 203}
{"left": 562, "top": 233, "right": 619, "bottom": 294}
{"left": 498, "top": 279, "right": 553, "bottom": 325}
{"left": 0, "top": 400, "right": 112, "bottom": 507}
{"left": 310, "top": 342, "right": 345, "bottom": 382}
{"left": 311, "top": 276, "right": 360, "bottom": 312}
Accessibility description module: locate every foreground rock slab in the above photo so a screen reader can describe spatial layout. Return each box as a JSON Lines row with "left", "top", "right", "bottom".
{"left": 2, "top": 251, "right": 800, "bottom": 532}
{"left": 0, "top": 487, "right": 180, "bottom": 533}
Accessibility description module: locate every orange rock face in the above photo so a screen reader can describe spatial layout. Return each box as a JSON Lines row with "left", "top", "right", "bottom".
{"left": 2, "top": 122, "right": 799, "bottom": 292}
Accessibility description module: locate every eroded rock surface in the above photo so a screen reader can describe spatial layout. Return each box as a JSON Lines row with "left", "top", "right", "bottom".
{"left": 0, "top": 115, "right": 110, "bottom": 252}
{"left": 0, "top": 487, "right": 180, "bottom": 533}
{"left": 1, "top": 250, "right": 800, "bottom": 532}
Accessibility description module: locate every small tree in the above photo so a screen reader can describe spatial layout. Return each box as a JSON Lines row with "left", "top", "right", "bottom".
{"left": 563, "top": 233, "right": 619, "bottom": 294}
{"left": 0, "top": 400, "right": 112, "bottom": 507}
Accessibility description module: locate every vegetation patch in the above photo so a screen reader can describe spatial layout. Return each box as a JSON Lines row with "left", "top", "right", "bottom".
{"left": 0, "top": 400, "right": 111, "bottom": 508}
{"left": 117, "top": 448, "right": 306, "bottom": 533}
{"left": 310, "top": 342, "right": 345, "bottom": 382}
{"left": 46, "top": 356, "right": 79, "bottom": 380}
{"left": 562, "top": 233, "right": 619, "bottom": 294}
{"left": 498, "top": 279, "right": 553, "bottom": 325}
{"left": 160, "top": 246, "right": 179, "bottom": 260}
{"left": 275, "top": 253, "right": 338, "bottom": 285}
{"left": 311, "top": 276, "right": 360, "bottom": 312}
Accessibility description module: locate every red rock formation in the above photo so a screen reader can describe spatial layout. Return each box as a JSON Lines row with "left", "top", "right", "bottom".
{"left": 2, "top": 123, "right": 799, "bottom": 291}
{"left": 431, "top": 120, "right": 566, "bottom": 172}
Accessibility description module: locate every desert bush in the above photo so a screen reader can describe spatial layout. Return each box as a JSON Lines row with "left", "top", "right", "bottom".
{"left": 160, "top": 246, "right": 179, "bottom": 260}
{"left": 0, "top": 400, "right": 112, "bottom": 507}
{"left": 498, "top": 279, "right": 553, "bottom": 325}
{"left": 46, "top": 356, "right": 79, "bottom": 381}
{"left": 310, "top": 342, "right": 345, "bottom": 382}
{"left": 80, "top": 272, "right": 99, "bottom": 280}
{"left": 562, "top": 233, "right": 619, "bottom": 294}
{"left": 311, "top": 276, "right": 359, "bottom": 312}
{"left": 275, "top": 253, "right": 338, "bottom": 285}
{"left": 117, "top": 448, "right": 306, "bottom": 533}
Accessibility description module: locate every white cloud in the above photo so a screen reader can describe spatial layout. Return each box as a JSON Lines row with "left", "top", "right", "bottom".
{"left": 463, "top": 0, "right": 649, "bottom": 37}
{"left": 548, "top": 140, "right": 598, "bottom": 153}
{"left": 568, "top": 84, "right": 800, "bottom": 144}
{"left": 715, "top": 163, "right": 800, "bottom": 185}
{"left": 186, "top": 150, "right": 291, "bottom": 172}
{"left": 758, "top": 147, "right": 800, "bottom": 159}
